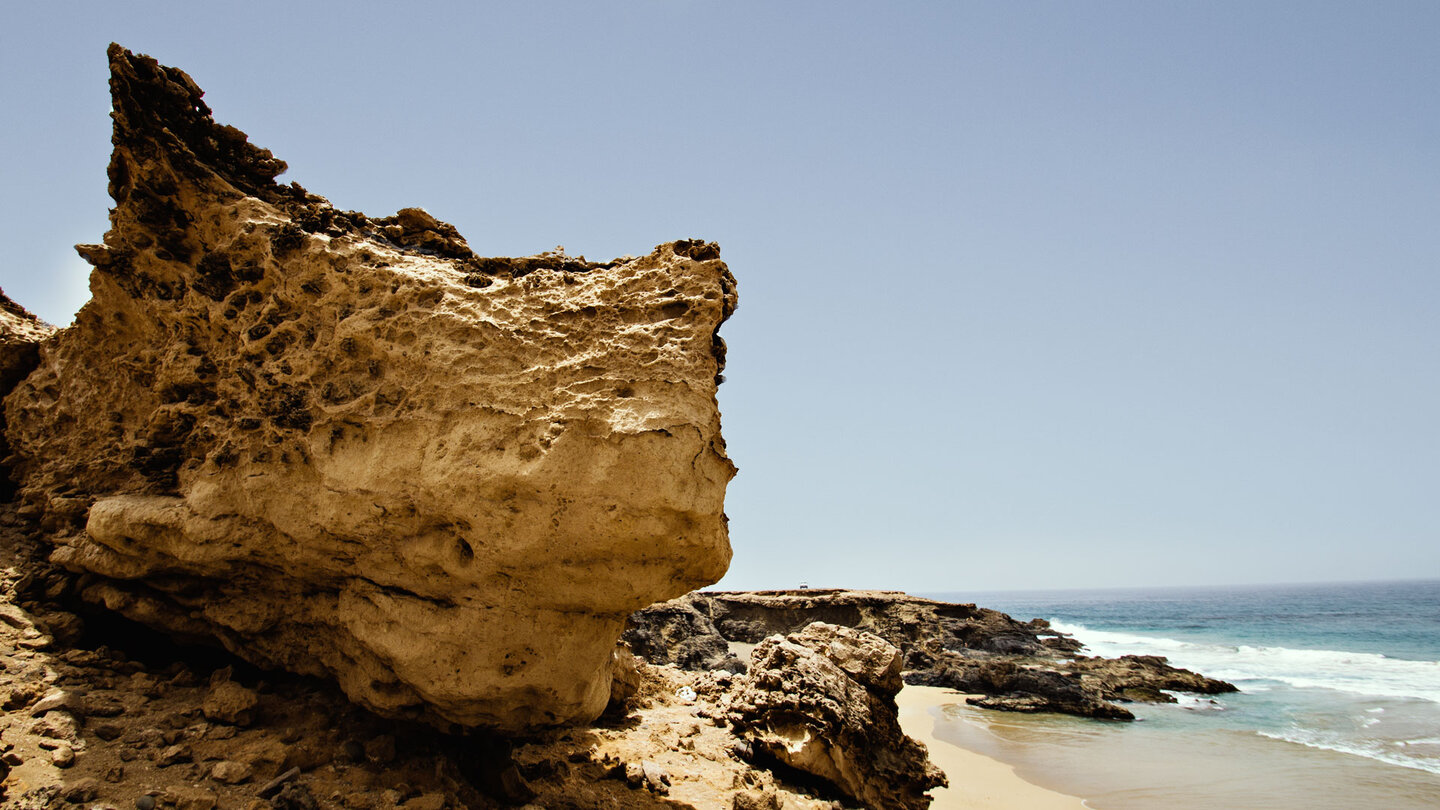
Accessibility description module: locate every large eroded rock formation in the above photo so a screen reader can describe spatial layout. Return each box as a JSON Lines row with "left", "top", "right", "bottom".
{"left": 3, "top": 45, "right": 736, "bottom": 730}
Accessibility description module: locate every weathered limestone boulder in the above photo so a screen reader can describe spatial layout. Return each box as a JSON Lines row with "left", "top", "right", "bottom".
{"left": 3, "top": 45, "right": 736, "bottom": 730}
{"left": 727, "top": 622, "right": 946, "bottom": 810}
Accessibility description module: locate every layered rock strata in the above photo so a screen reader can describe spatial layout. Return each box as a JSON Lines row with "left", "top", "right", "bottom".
{"left": 3, "top": 45, "right": 737, "bottom": 731}
{"left": 726, "top": 622, "right": 946, "bottom": 810}
{"left": 626, "top": 590, "right": 1236, "bottom": 720}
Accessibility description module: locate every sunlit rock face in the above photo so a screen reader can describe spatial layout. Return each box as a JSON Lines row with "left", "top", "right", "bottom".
{"left": 727, "top": 622, "right": 947, "bottom": 810}
{"left": 3, "top": 45, "right": 736, "bottom": 731}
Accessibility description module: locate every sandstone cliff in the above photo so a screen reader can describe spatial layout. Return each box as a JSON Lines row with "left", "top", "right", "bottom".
{"left": 3, "top": 45, "right": 737, "bottom": 732}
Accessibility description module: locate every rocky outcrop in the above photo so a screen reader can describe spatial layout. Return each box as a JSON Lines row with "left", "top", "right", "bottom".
{"left": 1065, "top": 654, "right": 1240, "bottom": 702}
{"left": 0, "top": 517, "right": 874, "bottom": 810}
{"left": 628, "top": 590, "right": 1235, "bottom": 721}
{"left": 621, "top": 591, "right": 747, "bottom": 674}
{"left": 2, "top": 45, "right": 737, "bottom": 731}
{"left": 906, "top": 658, "right": 1136, "bottom": 720}
{"left": 726, "top": 622, "right": 946, "bottom": 810}
{"left": 628, "top": 589, "right": 1081, "bottom": 659}
{"left": 0, "top": 290, "right": 55, "bottom": 500}
{"left": 0, "top": 291, "right": 52, "bottom": 391}
{"left": 906, "top": 650, "right": 1236, "bottom": 719}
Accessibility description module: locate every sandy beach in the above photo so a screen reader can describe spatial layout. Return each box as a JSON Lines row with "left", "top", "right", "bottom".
{"left": 896, "top": 684, "right": 1088, "bottom": 810}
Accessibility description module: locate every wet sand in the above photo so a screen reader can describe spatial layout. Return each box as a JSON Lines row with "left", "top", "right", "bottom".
{"left": 896, "top": 684, "right": 1088, "bottom": 810}
{"left": 911, "top": 684, "right": 1440, "bottom": 810}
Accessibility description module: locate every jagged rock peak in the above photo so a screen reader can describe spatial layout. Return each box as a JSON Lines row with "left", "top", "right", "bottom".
{"left": 103, "top": 44, "right": 477, "bottom": 265}
{"left": 3, "top": 45, "right": 737, "bottom": 731}
{"left": 105, "top": 43, "right": 289, "bottom": 205}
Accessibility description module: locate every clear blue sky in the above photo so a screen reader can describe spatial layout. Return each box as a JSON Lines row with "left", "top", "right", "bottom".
{"left": 3, "top": 2, "right": 1437, "bottom": 591}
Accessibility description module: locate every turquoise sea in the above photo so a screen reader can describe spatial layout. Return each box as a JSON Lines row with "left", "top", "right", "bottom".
{"left": 924, "top": 580, "right": 1440, "bottom": 809}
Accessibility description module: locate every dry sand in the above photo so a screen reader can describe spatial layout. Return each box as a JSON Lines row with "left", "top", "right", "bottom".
{"left": 897, "top": 684, "right": 1089, "bottom": 810}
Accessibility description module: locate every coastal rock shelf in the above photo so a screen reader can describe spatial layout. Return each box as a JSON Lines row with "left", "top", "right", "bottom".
{"left": 2, "top": 45, "right": 737, "bottom": 731}
{"left": 626, "top": 589, "right": 1236, "bottom": 720}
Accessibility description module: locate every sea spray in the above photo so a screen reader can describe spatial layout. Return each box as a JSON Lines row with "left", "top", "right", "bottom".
{"left": 1045, "top": 620, "right": 1440, "bottom": 704}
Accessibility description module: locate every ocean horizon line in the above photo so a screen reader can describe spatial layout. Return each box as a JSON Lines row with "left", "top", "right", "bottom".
{"left": 920, "top": 575, "right": 1440, "bottom": 599}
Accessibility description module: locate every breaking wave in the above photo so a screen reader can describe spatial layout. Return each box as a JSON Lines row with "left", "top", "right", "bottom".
{"left": 1049, "top": 621, "right": 1440, "bottom": 704}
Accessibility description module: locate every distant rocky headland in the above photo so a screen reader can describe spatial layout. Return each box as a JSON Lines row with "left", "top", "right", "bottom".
{"left": 626, "top": 589, "right": 1235, "bottom": 721}
{"left": 1, "top": 44, "right": 1233, "bottom": 810}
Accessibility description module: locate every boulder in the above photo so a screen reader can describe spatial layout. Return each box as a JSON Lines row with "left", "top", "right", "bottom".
{"left": 3, "top": 45, "right": 736, "bottom": 731}
{"left": 202, "top": 681, "right": 260, "bottom": 725}
{"left": 727, "top": 622, "right": 945, "bottom": 810}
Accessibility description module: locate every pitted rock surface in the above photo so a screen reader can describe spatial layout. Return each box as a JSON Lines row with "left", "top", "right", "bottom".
{"left": 728, "top": 622, "right": 946, "bottom": 810}
{"left": 3, "top": 45, "right": 736, "bottom": 731}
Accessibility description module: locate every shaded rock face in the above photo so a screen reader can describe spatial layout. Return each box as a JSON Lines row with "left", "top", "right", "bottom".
{"left": 629, "top": 590, "right": 1234, "bottom": 721}
{"left": 0, "top": 291, "right": 56, "bottom": 500}
{"left": 3, "top": 45, "right": 736, "bottom": 731}
{"left": 621, "top": 592, "right": 747, "bottom": 674}
{"left": 727, "top": 622, "right": 946, "bottom": 810}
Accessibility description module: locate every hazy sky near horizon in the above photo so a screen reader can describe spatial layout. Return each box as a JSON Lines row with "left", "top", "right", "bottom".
{"left": 2, "top": 2, "right": 1437, "bottom": 592}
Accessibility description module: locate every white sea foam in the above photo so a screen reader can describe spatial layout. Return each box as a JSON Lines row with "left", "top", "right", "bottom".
{"left": 1164, "top": 690, "right": 1225, "bottom": 710}
{"left": 1050, "top": 621, "right": 1440, "bottom": 704}
{"left": 1258, "top": 728, "right": 1440, "bottom": 776}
